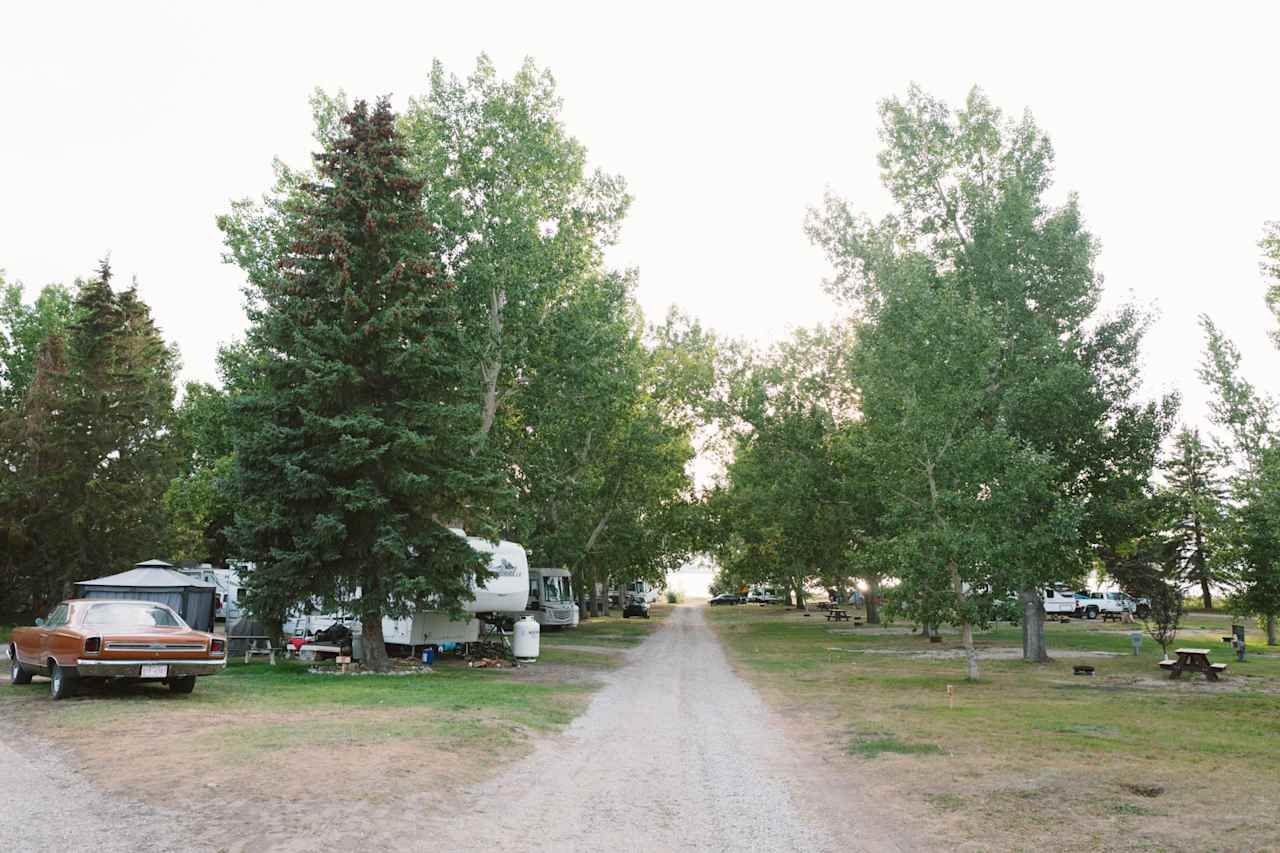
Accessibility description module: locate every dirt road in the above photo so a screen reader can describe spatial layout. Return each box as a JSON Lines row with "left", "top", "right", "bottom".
{"left": 5, "top": 607, "right": 889, "bottom": 852}
{"left": 417, "top": 604, "right": 845, "bottom": 852}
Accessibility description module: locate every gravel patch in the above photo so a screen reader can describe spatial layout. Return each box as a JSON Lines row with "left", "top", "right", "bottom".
{"left": 0, "top": 739, "right": 193, "bottom": 852}
{"left": 417, "top": 605, "right": 844, "bottom": 852}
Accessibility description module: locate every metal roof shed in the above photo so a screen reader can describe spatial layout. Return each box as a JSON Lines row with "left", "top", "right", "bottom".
{"left": 76, "top": 559, "right": 217, "bottom": 631}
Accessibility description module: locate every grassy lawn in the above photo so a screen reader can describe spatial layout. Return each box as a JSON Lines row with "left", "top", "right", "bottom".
{"left": 708, "top": 605, "right": 1280, "bottom": 852}
{"left": 0, "top": 625, "right": 10, "bottom": 645}
{"left": 539, "top": 605, "right": 668, "bottom": 648}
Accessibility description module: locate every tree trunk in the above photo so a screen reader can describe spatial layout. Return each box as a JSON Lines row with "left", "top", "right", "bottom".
{"left": 475, "top": 287, "right": 506, "bottom": 447}
{"left": 947, "top": 561, "right": 978, "bottom": 680}
{"left": 1200, "top": 578, "right": 1213, "bottom": 610}
{"left": 960, "top": 621, "right": 979, "bottom": 681}
{"left": 1019, "top": 589, "right": 1049, "bottom": 663}
{"left": 1268, "top": 614, "right": 1277, "bottom": 646}
{"left": 794, "top": 577, "right": 807, "bottom": 611}
{"left": 865, "top": 576, "right": 881, "bottom": 624}
{"left": 782, "top": 580, "right": 793, "bottom": 608}
{"left": 360, "top": 611, "right": 390, "bottom": 672}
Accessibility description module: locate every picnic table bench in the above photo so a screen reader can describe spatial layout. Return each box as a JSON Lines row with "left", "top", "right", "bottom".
{"left": 1159, "top": 648, "right": 1227, "bottom": 681}
{"left": 825, "top": 609, "right": 864, "bottom": 624}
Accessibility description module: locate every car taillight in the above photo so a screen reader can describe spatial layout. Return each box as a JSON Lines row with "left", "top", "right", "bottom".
{"left": 210, "top": 638, "right": 225, "bottom": 654}
{"left": 84, "top": 636, "right": 101, "bottom": 653}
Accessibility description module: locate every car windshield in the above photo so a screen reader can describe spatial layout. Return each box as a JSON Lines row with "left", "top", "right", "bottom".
{"left": 83, "top": 603, "right": 185, "bottom": 628}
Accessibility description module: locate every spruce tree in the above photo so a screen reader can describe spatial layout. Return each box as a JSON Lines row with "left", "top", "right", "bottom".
{"left": 1162, "top": 428, "right": 1227, "bottom": 608}
{"left": 0, "top": 261, "right": 179, "bottom": 616}
{"left": 222, "top": 99, "right": 498, "bottom": 671}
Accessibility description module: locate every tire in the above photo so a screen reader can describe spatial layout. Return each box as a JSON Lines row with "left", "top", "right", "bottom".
{"left": 49, "top": 662, "right": 78, "bottom": 700}
{"left": 168, "top": 676, "right": 197, "bottom": 695}
{"left": 1135, "top": 604, "right": 1150, "bottom": 619}
{"left": 10, "top": 651, "right": 33, "bottom": 685}
{"left": 1086, "top": 606, "right": 1099, "bottom": 620}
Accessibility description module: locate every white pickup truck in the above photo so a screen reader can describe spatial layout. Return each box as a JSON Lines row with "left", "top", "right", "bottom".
{"left": 1074, "top": 591, "right": 1147, "bottom": 620}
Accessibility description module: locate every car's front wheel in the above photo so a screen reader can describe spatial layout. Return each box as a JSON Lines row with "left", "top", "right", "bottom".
{"left": 168, "top": 676, "right": 197, "bottom": 695}
{"left": 10, "top": 652, "right": 33, "bottom": 685}
{"left": 1086, "top": 606, "right": 1099, "bottom": 620}
{"left": 49, "top": 662, "right": 77, "bottom": 700}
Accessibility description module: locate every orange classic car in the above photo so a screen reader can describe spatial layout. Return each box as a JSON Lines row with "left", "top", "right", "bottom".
{"left": 8, "top": 599, "right": 226, "bottom": 699}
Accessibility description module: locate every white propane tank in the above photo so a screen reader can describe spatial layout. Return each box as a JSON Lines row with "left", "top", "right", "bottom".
{"left": 570, "top": 603, "right": 580, "bottom": 628}
{"left": 513, "top": 616, "right": 541, "bottom": 661}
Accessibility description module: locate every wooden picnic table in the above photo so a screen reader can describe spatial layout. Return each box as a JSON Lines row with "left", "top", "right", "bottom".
{"left": 826, "top": 609, "right": 851, "bottom": 622}
{"left": 1159, "top": 648, "right": 1227, "bottom": 681}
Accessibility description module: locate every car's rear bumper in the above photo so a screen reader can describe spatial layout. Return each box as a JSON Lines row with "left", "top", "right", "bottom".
{"left": 74, "top": 658, "right": 226, "bottom": 677}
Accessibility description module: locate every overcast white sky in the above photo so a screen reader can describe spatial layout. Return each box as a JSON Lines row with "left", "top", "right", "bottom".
{"left": 3, "top": 2, "right": 1278, "bottom": 433}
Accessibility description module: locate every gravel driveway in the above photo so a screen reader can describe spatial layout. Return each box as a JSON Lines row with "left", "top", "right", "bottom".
{"left": 424, "top": 604, "right": 843, "bottom": 852}
{"left": 3, "top": 606, "right": 872, "bottom": 852}
{"left": 0, "top": 738, "right": 190, "bottom": 852}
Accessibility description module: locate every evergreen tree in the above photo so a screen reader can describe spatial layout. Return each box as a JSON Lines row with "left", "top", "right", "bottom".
{"left": 1161, "top": 427, "right": 1227, "bottom": 608}
{"left": 0, "top": 262, "right": 179, "bottom": 617}
{"left": 219, "top": 99, "right": 499, "bottom": 671}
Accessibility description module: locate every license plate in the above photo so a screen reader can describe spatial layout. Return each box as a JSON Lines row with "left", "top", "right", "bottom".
{"left": 141, "top": 664, "right": 169, "bottom": 678}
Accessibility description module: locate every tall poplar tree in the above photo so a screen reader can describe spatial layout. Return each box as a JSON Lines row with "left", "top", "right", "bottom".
{"left": 808, "top": 86, "right": 1175, "bottom": 673}
{"left": 1201, "top": 253, "right": 1280, "bottom": 644}
{"left": 219, "top": 99, "right": 498, "bottom": 671}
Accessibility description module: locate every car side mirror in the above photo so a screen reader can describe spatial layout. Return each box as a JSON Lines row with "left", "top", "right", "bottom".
{"left": 35, "top": 617, "right": 45, "bottom": 627}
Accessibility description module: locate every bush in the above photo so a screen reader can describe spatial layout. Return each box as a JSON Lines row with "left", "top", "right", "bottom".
{"left": 665, "top": 591, "right": 681, "bottom": 604}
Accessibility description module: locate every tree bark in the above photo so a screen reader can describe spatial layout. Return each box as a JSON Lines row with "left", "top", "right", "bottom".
{"left": 865, "top": 576, "right": 881, "bottom": 624}
{"left": 360, "top": 611, "right": 390, "bottom": 672}
{"left": 1268, "top": 614, "right": 1277, "bottom": 646}
{"left": 476, "top": 287, "right": 506, "bottom": 447}
{"left": 793, "top": 577, "right": 807, "bottom": 611}
{"left": 960, "top": 621, "right": 979, "bottom": 681}
{"left": 1199, "top": 578, "right": 1213, "bottom": 610}
{"left": 593, "top": 581, "right": 606, "bottom": 618}
{"left": 948, "top": 560, "right": 979, "bottom": 680}
{"left": 1019, "top": 589, "right": 1049, "bottom": 663}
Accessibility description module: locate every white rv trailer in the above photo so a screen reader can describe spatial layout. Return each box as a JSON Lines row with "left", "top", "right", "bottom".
{"left": 612, "top": 579, "right": 661, "bottom": 605}
{"left": 283, "top": 532, "right": 530, "bottom": 653}
{"left": 524, "top": 568, "right": 577, "bottom": 628}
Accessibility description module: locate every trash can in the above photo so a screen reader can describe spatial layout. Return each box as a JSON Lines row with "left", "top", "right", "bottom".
{"left": 1129, "top": 632, "right": 1143, "bottom": 655}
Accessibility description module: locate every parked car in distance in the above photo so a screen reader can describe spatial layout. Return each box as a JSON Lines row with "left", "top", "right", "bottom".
{"left": 622, "top": 597, "right": 650, "bottom": 619}
{"left": 9, "top": 599, "right": 226, "bottom": 700}
{"left": 709, "top": 594, "right": 743, "bottom": 606}
{"left": 1073, "top": 590, "right": 1131, "bottom": 620}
